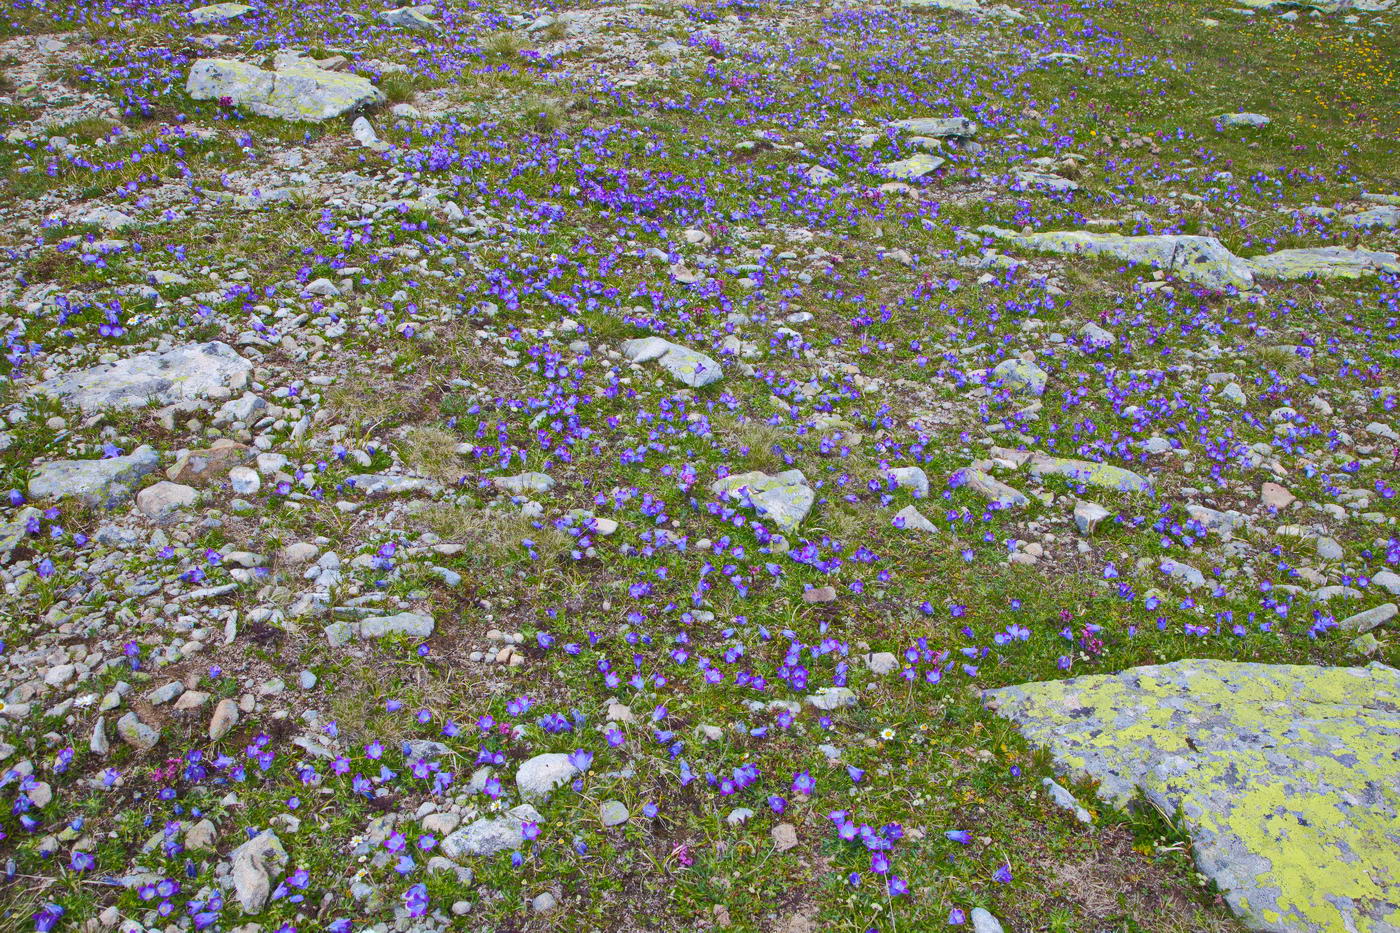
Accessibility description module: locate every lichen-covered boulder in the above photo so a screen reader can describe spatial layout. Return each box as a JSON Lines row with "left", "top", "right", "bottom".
{"left": 950, "top": 467, "right": 1028, "bottom": 509}
{"left": 621, "top": 337, "right": 723, "bottom": 388}
{"left": 878, "top": 153, "right": 946, "bottom": 180}
{"left": 888, "top": 117, "right": 977, "bottom": 138}
{"left": 1028, "top": 453, "right": 1154, "bottom": 495}
{"left": 29, "top": 446, "right": 161, "bottom": 509}
{"left": 979, "top": 225, "right": 1255, "bottom": 291}
{"left": 186, "top": 58, "right": 384, "bottom": 122}
{"left": 990, "top": 357, "right": 1048, "bottom": 396}
{"left": 1245, "top": 246, "right": 1400, "bottom": 280}
{"left": 711, "top": 470, "right": 814, "bottom": 531}
{"left": 29, "top": 342, "right": 251, "bottom": 412}
{"left": 985, "top": 660, "right": 1400, "bottom": 933}
{"left": 185, "top": 2, "right": 252, "bottom": 25}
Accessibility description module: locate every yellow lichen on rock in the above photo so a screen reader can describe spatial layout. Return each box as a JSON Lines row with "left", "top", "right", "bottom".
{"left": 986, "top": 660, "right": 1400, "bottom": 933}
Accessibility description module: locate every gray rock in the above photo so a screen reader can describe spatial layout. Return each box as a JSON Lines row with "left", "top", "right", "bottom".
{"left": 894, "top": 504, "right": 937, "bottom": 533}
{"left": 1013, "top": 169, "right": 1079, "bottom": 193}
{"left": 1245, "top": 246, "right": 1399, "bottom": 280}
{"left": 89, "top": 716, "right": 109, "bottom": 755}
{"left": 986, "top": 659, "right": 1400, "bottom": 933}
{"left": 878, "top": 153, "right": 945, "bottom": 180}
{"left": 970, "top": 908, "right": 1005, "bottom": 933}
{"left": 516, "top": 753, "right": 577, "bottom": 799}
{"left": 186, "top": 58, "right": 384, "bottom": 122}
{"left": 979, "top": 226, "right": 1254, "bottom": 291}
{"left": 229, "top": 831, "right": 287, "bottom": 913}
{"left": 186, "top": 2, "right": 251, "bottom": 24}
{"left": 441, "top": 804, "right": 540, "bottom": 858}
{"left": 350, "top": 116, "right": 382, "bottom": 150}
{"left": 710, "top": 470, "right": 814, "bottom": 531}
{"left": 115, "top": 711, "right": 160, "bottom": 750}
{"left": 495, "top": 472, "right": 555, "bottom": 495}
{"left": 990, "top": 357, "right": 1048, "bottom": 396}
{"left": 885, "top": 466, "right": 929, "bottom": 498}
{"left": 28, "top": 446, "right": 160, "bottom": 508}
{"left": 1373, "top": 571, "right": 1400, "bottom": 596}
{"left": 1073, "top": 501, "right": 1110, "bottom": 534}
{"left": 600, "top": 800, "right": 630, "bottom": 826}
{"left": 1343, "top": 205, "right": 1400, "bottom": 230}
{"left": 349, "top": 474, "right": 441, "bottom": 497}
{"left": 1338, "top": 603, "right": 1397, "bottom": 634}
{"left": 532, "top": 892, "right": 558, "bottom": 913}
{"left": 145, "top": 682, "right": 184, "bottom": 706}
{"left": 863, "top": 652, "right": 899, "bottom": 675}
{"left": 621, "top": 337, "right": 723, "bottom": 388}
{"left": 228, "top": 466, "right": 261, "bottom": 495}
{"left": 888, "top": 116, "right": 977, "bottom": 138}
{"left": 1042, "top": 778, "right": 1094, "bottom": 824}
{"left": 29, "top": 342, "right": 251, "bottom": 412}
{"left": 1216, "top": 112, "right": 1270, "bottom": 128}
{"left": 1028, "top": 453, "right": 1154, "bottom": 495}
{"left": 323, "top": 621, "right": 354, "bottom": 647}
{"left": 136, "top": 481, "right": 198, "bottom": 521}
{"left": 805, "top": 686, "right": 857, "bottom": 711}
{"left": 1316, "top": 536, "right": 1344, "bottom": 562}
{"left": 1159, "top": 557, "right": 1206, "bottom": 589}
{"left": 726, "top": 807, "right": 755, "bottom": 826}
{"left": 951, "top": 468, "right": 1028, "bottom": 509}
{"left": 359, "top": 612, "right": 435, "bottom": 639}
{"left": 378, "top": 5, "right": 441, "bottom": 31}
{"left": 1078, "top": 322, "right": 1116, "bottom": 347}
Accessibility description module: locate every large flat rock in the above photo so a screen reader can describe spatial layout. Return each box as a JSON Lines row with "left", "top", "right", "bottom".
{"left": 979, "top": 225, "right": 1255, "bottom": 291}
{"left": 186, "top": 58, "right": 384, "bottom": 122}
{"left": 30, "top": 342, "right": 251, "bottom": 412}
{"left": 985, "top": 660, "right": 1400, "bottom": 933}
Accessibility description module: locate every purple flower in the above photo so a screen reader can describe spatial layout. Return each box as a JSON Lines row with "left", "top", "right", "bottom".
{"left": 403, "top": 883, "right": 429, "bottom": 917}
{"left": 992, "top": 862, "right": 1013, "bottom": 883}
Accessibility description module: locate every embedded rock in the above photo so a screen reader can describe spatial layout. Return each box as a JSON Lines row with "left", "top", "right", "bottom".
{"left": 878, "top": 153, "right": 945, "bottom": 180}
{"left": 495, "top": 472, "right": 556, "bottom": 495}
{"left": 358, "top": 612, "right": 435, "bottom": 639}
{"left": 136, "top": 481, "right": 198, "bottom": 522}
{"left": 1028, "top": 453, "right": 1154, "bottom": 495}
{"left": 516, "top": 753, "right": 578, "bottom": 799}
{"left": 888, "top": 116, "right": 978, "bottom": 138}
{"left": 228, "top": 831, "right": 288, "bottom": 914}
{"left": 30, "top": 342, "right": 251, "bottom": 412}
{"left": 710, "top": 470, "right": 814, "bottom": 531}
{"left": 894, "top": 504, "right": 937, "bottom": 533}
{"left": 1245, "top": 246, "right": 1400, "bottom": 280}
{"left": 186, "top": 58, "right": 384, "bottom": 122}
{"left": 621, "top": 337, "right": 723, "bottom": 388}
{"left": 441, "top": 804, "right": 541, "bottom": 858}
{"left": 985, "top": 660, "right": 1400, "bottom": 933}
{"left": 990, "top": 357, "right": 1048, "bottom": 396}
{"left": 979, "top": 226, "right": 1254, "bottom": 291}
{"left": 186, "top": 2, "right": 252, "bottom": 24}
{"left": 950, "top": 467, "right": 1028, "bottom": 509}
{"left": 28, "top": 446, "right": 160, "bottom": 509}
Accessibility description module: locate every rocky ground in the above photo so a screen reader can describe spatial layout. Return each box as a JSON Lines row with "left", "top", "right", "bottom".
{"left": 0, "top": 0, "right": 1397, "bottom": 930}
